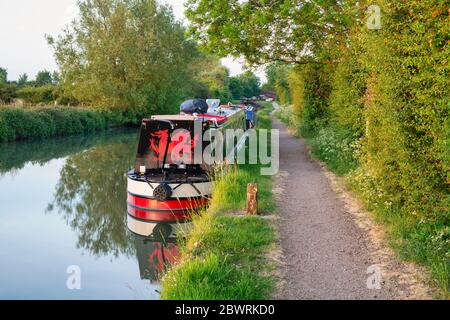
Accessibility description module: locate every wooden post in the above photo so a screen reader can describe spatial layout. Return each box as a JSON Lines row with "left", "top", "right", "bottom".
{"left": 246, "top": 183, "right": 258, "bottom": 215}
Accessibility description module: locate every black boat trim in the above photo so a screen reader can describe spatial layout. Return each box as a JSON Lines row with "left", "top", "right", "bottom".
{"left": 127, "top": 173, "right": 210, "bottom": 184}
{"left": 127, "top": 191, "right": 209, "bottom": 201}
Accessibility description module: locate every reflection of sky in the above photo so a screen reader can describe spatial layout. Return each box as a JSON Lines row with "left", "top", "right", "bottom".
{"left": 0, "top": 158, "right": 157, "bottom": 300}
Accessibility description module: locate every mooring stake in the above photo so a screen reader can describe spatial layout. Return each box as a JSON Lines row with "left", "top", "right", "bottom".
{"left": 246, "top": 183, "right": 258, "bottom": 215}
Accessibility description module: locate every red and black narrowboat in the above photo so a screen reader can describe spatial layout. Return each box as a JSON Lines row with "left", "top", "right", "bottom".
{"left": 127, "top": 99, "right": 255, "bottom": 239}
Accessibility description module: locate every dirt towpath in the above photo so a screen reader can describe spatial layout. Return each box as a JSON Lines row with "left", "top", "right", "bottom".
{"left": 272, "top": 117, "right": 433, "bottom": 300}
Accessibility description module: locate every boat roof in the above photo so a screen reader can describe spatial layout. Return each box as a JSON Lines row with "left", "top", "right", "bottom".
{"left": 150, "top": 103, "right": 245, "bottom": 123}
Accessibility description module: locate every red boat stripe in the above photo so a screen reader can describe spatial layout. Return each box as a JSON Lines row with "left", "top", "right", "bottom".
{"left": 127, "top": 204, "right": 193, "bottom": 221}
{"left": 127, "top": 194, "right": 209, "bottom": 211}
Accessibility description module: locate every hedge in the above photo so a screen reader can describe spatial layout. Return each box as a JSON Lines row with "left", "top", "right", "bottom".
{"left": 273, "top": 0, "right": 449, "bottom": 294}
{"left": 0, "top": 106, "right": 108, "bottom": 142}
{"left": 16, "top": 85, "right": 56, "bottom": 104}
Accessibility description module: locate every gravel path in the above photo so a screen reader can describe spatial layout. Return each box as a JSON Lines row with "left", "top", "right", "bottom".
{"left": 273, "top": 118, "right": 411, "bottom": 300}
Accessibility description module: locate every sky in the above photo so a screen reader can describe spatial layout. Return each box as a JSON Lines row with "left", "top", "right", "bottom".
{"left": 0, "top": 0, "right": 265, "bottom": 82}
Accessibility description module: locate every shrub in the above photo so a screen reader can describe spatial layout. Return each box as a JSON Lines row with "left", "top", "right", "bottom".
{"left": 0, "top": 106, "right": 109, "bottom": 142}
{"left": 0, "top": 83, "right": 18, "bottom": 104}
{"left": 17, "top": 85, "right": 56, "bottom": 104}
{"left": 0, "top": 117, "right": 8, "bottom": 142}
{"left": 272, "top": 0, "right": 449, "bottom": 293}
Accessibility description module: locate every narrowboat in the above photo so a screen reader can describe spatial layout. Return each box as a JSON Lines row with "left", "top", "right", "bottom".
{"left": 127, "top": 99, "right": 256, "bottom": 239}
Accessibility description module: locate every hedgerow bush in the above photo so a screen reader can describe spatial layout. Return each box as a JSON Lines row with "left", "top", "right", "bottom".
{"left": 308, "top": 123, "right": 360, "bottom": 175}
{"left": 274, "top": 0, "right": 449, "bottom": 293}
{"left": 0, "top": 83, "right": 18, "bottom": 104}
{"left": 359, "top": 0, "right": 449, "bottom": 221}
{"left": 17, "top": 85, "right": 56, "bottom": 104}
{"left": 0, "top": 106, "right": 108, "bottom": 142}
{"left": 273, "top": 104, "right": 296, "bottom": 130}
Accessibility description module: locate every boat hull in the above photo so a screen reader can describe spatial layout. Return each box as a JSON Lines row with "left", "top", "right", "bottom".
{"left": 127, "top": 176, "right": 212, "bottom": 199}
{"left": 126, "top": 175, "right": 210, "bottom": 238}
{"left": 127, "top": 214, "right": 192, "bottom": 238}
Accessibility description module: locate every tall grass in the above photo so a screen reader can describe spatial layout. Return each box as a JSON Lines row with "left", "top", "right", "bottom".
{"left": 161, "top": 215, "right": 275, "bottom": 299}
{"left": 0, "top": 106, "right": 109, "bottom": 142}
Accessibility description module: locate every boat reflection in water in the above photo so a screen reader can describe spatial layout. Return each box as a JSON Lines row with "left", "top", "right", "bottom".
{"left": 133, "top": 233, "right": 180, "bottom": 283}
{"left": 127, "top": 180, "right": 194, "bottom": 283}
{"left": 129, "top": 220, "right": 192, "bottom": 283}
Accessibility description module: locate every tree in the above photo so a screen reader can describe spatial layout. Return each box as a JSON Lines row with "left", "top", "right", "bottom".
{"left": 191, "top": 59, "right": 231, "bottom": 103}
{"left": 189, "top": 54, "right": 231, "bottom": 101}
{"left": 185, "top": 0, "right": 351, "bottom": 66}
{"left": 238, "top": 71, "right": 261, "bottom": 98}
{"left": 264, "top": 63, "right": 291, "bottom": 104}
{"left": 47, "top": 0, "right": 199, "bottom": 119}
{"left": 35, "top": 70, "right": 53, "bottom": 86}
{"left": 262, "top": 64, "right": 278, "bottom": 91}
{"left": 228, "top": 71, "right": 262, "bottom": 99}
{"left": 17, "top": 73, "right": 28, "bottom": 87}
{"left": 0, "top": 67, "right": 7, "bottom": 84}
{"left": 51, "top": 71, "right": 60, "bottom": 84}
{"left": 228, "top": 77, "right": 243, "bottom": 99}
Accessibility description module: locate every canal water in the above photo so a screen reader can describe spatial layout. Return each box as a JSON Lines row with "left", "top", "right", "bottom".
{"left": 0, "top": 129, "right": 176, "bottom": 299}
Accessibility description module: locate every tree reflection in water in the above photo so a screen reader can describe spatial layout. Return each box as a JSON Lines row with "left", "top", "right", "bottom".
{"left": 47, "top": 130, "right": 139, "bottom": 257}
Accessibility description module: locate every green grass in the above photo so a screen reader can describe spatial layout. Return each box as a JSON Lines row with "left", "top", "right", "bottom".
{"left": 304, "top": 124, "right": 358, "bottom": 176}
{"left": 274, "top": 104, "right": 357, "bottom": 176}
{"left": 348, "top": 173, "right": 450, "bottom": 298}
{"left": 383, "top": 213, "right": 449, "bottom": 298}
{"left": 161, "top": 101, "right": 277, "bottom": 300}
{"left": 161, "top": 215, "right": 275, "bottom": 299}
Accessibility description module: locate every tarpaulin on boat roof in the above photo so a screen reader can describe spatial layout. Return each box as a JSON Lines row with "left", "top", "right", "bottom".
{"left": 180, "top": 99, "right": 208, "bottom": 114}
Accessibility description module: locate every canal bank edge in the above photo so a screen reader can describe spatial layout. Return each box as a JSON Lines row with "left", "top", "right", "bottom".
{"left": 160, "top": 102, "right": 280, "bottom": 300}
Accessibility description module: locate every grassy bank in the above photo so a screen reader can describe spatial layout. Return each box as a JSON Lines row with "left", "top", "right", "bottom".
{"left": 161, "top": 102, "right": 277, "bottom": 300}
{"left": 274, "top": 104, "right": 449, "bottom": 298}
{"left": 0, "top": 106, "right": 109, "bottom": 142}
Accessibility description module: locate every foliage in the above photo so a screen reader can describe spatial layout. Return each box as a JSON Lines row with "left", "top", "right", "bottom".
{"left": 190, "top": 55, "right": 232, "bottom": 101}
{"left": 268, "top": 0, "right": 449, "bottom": 294}
{"left": 0, "top": 83, "right": 18, "bottom": 104}
{"left": 47, "top": 0, "right": 199, "bottom": 119}
{"left": 228, "top": 77, "right": 243, "bottom": 100}
{"left": 17, "top": 85, "right": 56, "bottom": 104}
{"left": 35, "top": 70, "right": 53, "bottom": 86}
{"left": 17, "top": 73, "right": 28, "bottom": 87}
{"left": 0, "top": 106, "right": 108, "bottom": 142}
{"left": 229, "top": 71, "right": 261, "bottom": 99}
{"left": 0, "top": 67, "right": 7, "bottom": 84}
{"left": 262, "top": 64, "right": 277, "bottom": 92}
{"left": 267, "top": 63, "right": 291, "bottom": 105}
{"left": 185, "top": 0, "right": 349, "bottom": 65}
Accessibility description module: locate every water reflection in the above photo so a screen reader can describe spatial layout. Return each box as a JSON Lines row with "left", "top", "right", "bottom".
{"left": 0, "top": 128, "right": 184, "bottom": 298}
{"left": 133, "top": 235, "right": 180, "bottom": 284}
{"left": 0, "top": 129, "right": 135, "bottom": 175}
{"left": 0, "top": 129, "right": 166, "bottom": 299}
{"left": 46, "top": 131, "right": 138, "bottom": 257}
